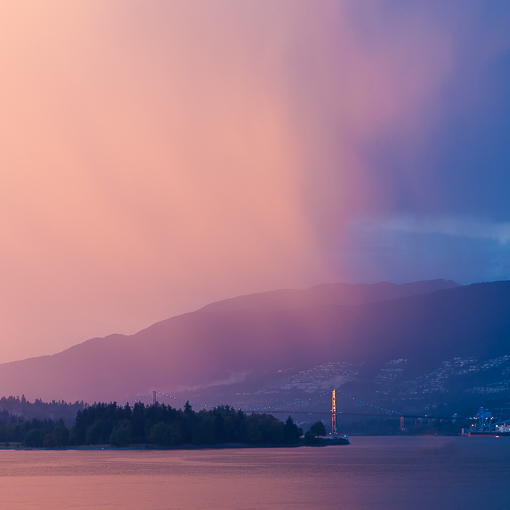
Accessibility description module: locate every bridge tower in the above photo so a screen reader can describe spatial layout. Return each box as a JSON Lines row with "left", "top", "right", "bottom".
{"left": 331, "top": 389, "right": 337, "bottom": 435}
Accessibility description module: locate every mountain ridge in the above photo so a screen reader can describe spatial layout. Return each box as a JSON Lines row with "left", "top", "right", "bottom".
{"left": 197, "top": 279, "right": 458, "bottom": 313}
{"left": 1, "top": 279, "right": 509, "bottom": 415}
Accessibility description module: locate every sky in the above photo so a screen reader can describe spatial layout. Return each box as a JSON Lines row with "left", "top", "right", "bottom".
{"left": 0, "top": 0, "right": 509, "bottom": 364}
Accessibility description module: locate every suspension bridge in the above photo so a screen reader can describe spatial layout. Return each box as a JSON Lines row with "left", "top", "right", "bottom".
{"left": 123, "top": 388, "right": 476, "bottom": 434}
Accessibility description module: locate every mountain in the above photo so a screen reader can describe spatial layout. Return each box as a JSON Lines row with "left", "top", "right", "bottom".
{"left": 1, "top": 279, "right": 509, "bottom": 416}
{"left": 197, "top": 279, "right": 459, "bottom": 313}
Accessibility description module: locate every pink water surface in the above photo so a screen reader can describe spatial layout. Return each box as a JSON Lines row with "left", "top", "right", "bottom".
{"left": 0, "top": 437, "right": 508, "bottom": 510}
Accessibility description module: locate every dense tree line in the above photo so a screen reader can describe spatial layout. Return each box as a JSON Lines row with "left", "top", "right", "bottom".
{"left": 70, "top": 401, "right": 302, "bottom": 447}
{"left": 0, "top": 401, "right": 302, "bottom": 448}
{"left": 0, "top": 409, "right": 68, "bottom": 447}
{"left": 0, "top": 395, "right": 84, "bottom": 427}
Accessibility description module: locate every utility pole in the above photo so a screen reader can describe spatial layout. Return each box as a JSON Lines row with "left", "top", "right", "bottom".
{"left": 153, "top": 391, "right": 157, "bottom": 405}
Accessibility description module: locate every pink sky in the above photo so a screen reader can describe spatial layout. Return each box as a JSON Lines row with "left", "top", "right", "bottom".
{"left": 0, "top": 1, "right": 500, "bottom": 363}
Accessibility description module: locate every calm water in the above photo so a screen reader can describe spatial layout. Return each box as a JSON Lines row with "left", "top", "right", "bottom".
{"left": 0, "top": 436, "right": 509, "bottom": 510}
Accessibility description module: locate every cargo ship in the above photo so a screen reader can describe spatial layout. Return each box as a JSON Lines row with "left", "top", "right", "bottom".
{"left": 462, "top": 407, "right": 510, "bottom": 436}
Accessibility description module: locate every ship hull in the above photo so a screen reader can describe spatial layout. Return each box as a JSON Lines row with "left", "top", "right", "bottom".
{"left": 466, "top": 431, "right": 510, "bottom": 437}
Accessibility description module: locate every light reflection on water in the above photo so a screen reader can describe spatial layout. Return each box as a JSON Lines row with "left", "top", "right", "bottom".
{"left": 0, "top": 436, "right": 509, "bottom": 509}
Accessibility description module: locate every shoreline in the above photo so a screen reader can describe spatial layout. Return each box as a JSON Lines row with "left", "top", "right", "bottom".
{"left": 1, "top": 444, "right": 319, "bottom": 451}
{"left": 1, "top": 440, "right": 349, "bottom": 451}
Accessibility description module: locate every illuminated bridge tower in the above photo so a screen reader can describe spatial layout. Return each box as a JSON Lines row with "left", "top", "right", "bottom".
{"left": 331, "top": 389, "right": 337, "bottom": 435}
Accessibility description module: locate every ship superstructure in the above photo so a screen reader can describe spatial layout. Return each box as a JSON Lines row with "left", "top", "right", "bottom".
{"left": 464, "top": 407, "right": 510, "bottom": 436}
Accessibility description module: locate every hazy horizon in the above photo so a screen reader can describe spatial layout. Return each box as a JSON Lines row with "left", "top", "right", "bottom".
{"left": 1, "top": 277, "right": 464, "bottom": 364}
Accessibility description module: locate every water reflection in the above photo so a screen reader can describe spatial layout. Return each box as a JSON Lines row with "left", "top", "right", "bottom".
{"left": 0, "top": 437, "right": 508, "bottom": 509}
